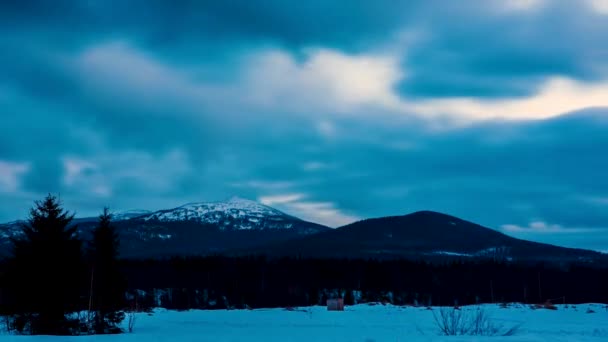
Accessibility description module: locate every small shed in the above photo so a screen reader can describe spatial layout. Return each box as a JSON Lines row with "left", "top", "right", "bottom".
{"left": 327, "top": 298, "right": 344, "bottom": 311}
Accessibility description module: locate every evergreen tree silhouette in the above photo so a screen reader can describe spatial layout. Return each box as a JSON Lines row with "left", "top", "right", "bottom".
{"left": 88, "top": 207, "right": 126, "bottom": 333}
{"left": 7, "top": 194, "right": 84, "bottom": 335}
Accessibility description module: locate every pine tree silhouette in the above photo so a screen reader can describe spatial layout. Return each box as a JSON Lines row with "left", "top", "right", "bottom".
{"left": 88, "top": 207, "right": 126, "bottom": 334}
{"left": 7, "top": 194, "right": 84, "bottom": 335}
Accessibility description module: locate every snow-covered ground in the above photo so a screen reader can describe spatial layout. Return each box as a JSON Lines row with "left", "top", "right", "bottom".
{"left": 1, "top": 303, "right": 607, "bottom": 341}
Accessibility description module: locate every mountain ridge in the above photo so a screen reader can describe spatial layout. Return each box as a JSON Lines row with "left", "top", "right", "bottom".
{"left": 0, "top": 201, "right": 605, "bottom": 263}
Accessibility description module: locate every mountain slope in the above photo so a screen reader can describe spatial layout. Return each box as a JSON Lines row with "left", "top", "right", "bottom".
{"left": 105, "top": 197, "right": 330, "bottom": 257}
{"left": 250, "top": 211, "right": 606, "bottom": 263}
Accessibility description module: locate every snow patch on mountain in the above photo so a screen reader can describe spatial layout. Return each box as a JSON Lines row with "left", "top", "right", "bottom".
{"left": 0, "top": 221, "right": 24, "bottom": 239}
{"left": 432, "top": 251, "right": 472, "bottom": 257}
{"left": 138, "top": 197, "right": 298, "bottom": 230}
{"left": 112, "top": 209, "right": 153, "bottom": 221}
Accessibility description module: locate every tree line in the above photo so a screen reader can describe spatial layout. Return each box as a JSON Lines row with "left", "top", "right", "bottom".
{"left": 120, "top": 255, "right": 608, "bottom": 311}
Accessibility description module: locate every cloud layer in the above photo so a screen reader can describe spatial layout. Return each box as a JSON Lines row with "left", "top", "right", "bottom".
{"left": 1, "top": 1, "right": 607, "bottom": 251}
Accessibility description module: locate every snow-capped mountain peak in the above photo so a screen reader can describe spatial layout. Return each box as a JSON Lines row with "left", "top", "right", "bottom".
{"left": 137, "top": 197, "right": 295, "bottom": 230}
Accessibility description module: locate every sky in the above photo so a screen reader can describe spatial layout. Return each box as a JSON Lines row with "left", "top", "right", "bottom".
{"left": 1, "top": 0, "right": 608, "bottom": 252}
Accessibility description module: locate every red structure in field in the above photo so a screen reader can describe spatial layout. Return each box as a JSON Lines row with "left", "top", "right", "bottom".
{"left": 327, "top": 298, "right": 344, "bottom": 311}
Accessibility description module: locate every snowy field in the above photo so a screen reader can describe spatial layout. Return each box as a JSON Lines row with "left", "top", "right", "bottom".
{"left": 1, "top": 303, "right": 607, "bottom": 341}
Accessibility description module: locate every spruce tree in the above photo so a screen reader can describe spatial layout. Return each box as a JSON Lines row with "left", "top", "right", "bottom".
{"left": 88, "top": 207, "right": 125, "bottom": 333}
{"left": 7, "top": 194, "right": 84, "bottom": 335}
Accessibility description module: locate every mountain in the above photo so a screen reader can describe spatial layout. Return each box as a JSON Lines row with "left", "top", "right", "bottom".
{"left": 0, "top": 197, "right": 330, "bottom": 258}
{"left": 1, "top": 203, "right": 605, "bottom": 263}
{"left": 248, "top": 211, "right": 607, "bottom": 263}
{"left": 136, "top": 197, "right": 318, "bottom": 232}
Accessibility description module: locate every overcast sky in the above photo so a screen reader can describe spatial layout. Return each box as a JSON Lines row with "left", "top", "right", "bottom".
{"left": 1, "top": 0, "right": 608, "bottom": 251}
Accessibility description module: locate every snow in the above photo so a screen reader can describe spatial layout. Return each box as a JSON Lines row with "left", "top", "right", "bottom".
{"left": 430, "top": 248, "right": 516, "bottom": 260}
{"left": 431, "top": 251, "right": 472, "bottom": 257}
{"left": 0, "top": 221, "right": 24, "bottom": 239}
{"left": 2, "top": 303, "right": 607, "bottom": 341}
{"left": 138, "top": 197, "right": 293, "bottom": 230}
{"left": 112, "top": 210, "right": 153, "bottom": 221}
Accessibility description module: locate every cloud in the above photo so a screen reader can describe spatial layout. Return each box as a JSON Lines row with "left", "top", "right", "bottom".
{"left": 242, "top": 49, "right": 402, "bottom": 113}
{"left": 225, "top": 46, "right": 606, "bottom": 122}
{"left": 0, "top": 161, "right": 30, "bottom": 193}
{"left": 286, "top": 201, "right": 359, "bottom": 227}
{"left": 231, "top": 181, "right": 297, "bottom": 191}
{"left": 501, "top": 0, "right": 546, "bottom": 11}
{"left": 576, "top": 195, "right": 608, "bottom": 207}
{"left": 259, "top": 194, "right": 305, "bottom": 206}
{"left": 501, "top": 221, "right": 596, "bottom": 234}
{"left": 0, "top": 0, "right": 410, "bottom": 51}
{"left": 302, "top": 162, "right": 332, "bottom": 172}
{"left": 260, "top": 193, "right": 359, "bottom": 227}
{"left": 398, "top": 1, "right": 608, "bottom": 99}
{"left": 8, "top": 0, "right": 607, "bottom": 103}
{"left": 3, "top": 3, "right": 608, "bottom": 125}
{"left": 75, "top": 41, "right": 229, "bottom": 119}
{"left": 410, "top": 77, "right": 608, "bottom": 120}
{"left": 316, "top": 120, "right": 337, "bottom": 138}
{"left": 61, "top": 149, "right": 193, "bottom": 197}
{"left": 63, "top": 158, "right": 97, "bottom": 187}
{"left": 74, "top": 41, "right": 589, "bottom": 124}
{"left": 500, "top": 221, "right": 608, "bottom": 251}
{"left": 587, "top": 0, "right": 608, "bottom": 14}
{"left": 77, "top": 42, "right": 195, "bottom": 111}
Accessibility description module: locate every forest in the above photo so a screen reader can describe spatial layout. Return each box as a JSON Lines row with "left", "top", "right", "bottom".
{"left": 119, "top": 256, "right": 608, "bottom": 310}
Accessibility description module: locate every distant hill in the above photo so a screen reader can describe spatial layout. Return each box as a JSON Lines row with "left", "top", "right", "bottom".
{"left": 247, "top": 211, "right": 606, "bottom": 264}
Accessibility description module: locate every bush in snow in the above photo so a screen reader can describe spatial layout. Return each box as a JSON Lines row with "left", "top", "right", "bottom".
{"left": 432, "top": 307, "right": 519, "bottom": 336}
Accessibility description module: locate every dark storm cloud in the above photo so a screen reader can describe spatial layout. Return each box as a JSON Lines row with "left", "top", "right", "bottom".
{"left": 2, "top": 1, "right": 608, "bottom": 98}
{"left": 398, "top": 1, "right": 608, "bottom": 98}
{"left": 0, "top": 0, "right": 409, "bottom": 51}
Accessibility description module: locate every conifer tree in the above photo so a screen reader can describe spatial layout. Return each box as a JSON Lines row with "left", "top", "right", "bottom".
{"left": 7, "top": 194, "right": 84, "bottom": 335}
{"left": 88, "top": 207, "right": 125, "bottom": 333}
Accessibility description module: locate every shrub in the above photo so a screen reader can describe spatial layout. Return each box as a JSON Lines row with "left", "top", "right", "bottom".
{"left": 432, "top": 307, "right": 520, "bottom": 336}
